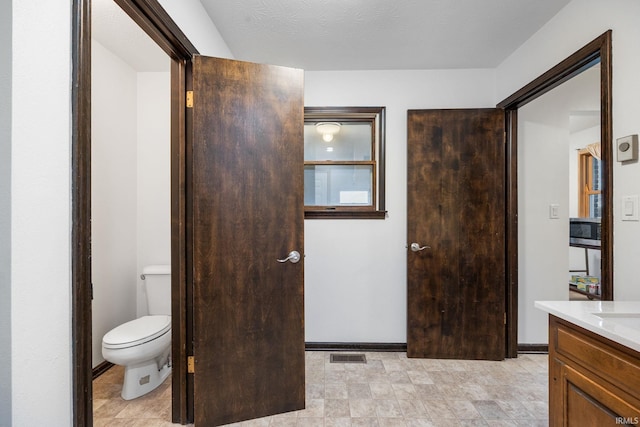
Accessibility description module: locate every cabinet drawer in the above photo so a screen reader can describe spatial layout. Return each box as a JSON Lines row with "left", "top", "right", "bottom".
{"left": 554, "top": 320, "right": 640, "bottom": 400}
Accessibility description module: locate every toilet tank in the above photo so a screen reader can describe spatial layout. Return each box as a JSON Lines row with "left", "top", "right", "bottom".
{"left": 142, "top": 265, "right": 171, "bottom": 315}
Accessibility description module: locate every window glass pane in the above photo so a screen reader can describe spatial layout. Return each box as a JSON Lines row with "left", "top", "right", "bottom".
{"left": 304, "top": 122, "right": 372, "bottom": 161}
{"left": 304, "top": 165, "right": 373, "bottom": 206}
{"left": 589, "top": 194, "right": 602, "bottom": 218}
{"left": 591, "top": 157, "right": 602, "bottom": 191}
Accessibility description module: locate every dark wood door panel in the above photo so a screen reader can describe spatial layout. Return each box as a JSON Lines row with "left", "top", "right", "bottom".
{"left": 191, "top": 56, "right": 305, "bottom": 426}
{"left": 407, "top": 109, "right": 505, "bottom": 361}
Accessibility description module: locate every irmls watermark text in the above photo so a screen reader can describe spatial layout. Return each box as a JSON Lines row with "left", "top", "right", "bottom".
{"left": 616, "top": 417, "right": 640, "bottom": 425}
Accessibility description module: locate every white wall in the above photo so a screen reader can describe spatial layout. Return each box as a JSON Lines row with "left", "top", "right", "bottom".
{"left": 7, "top": 1, "right": 230, "bottom": 423}
{"left": 518, "top": 90, "right": 571, "bottom": 344}
{"left": 0, "top": 0, "right": 11, "bottom": 423}
{"left": 11, "top": 2, "right": 73, "bottom": 425}
{"left": 497, "top": 0, "right": 640, "bottom": 308}
{"left": 91, "top": 40, "right": 139, "bottom": 367}
{"left": 304, "top": 69, "right": 496, "bottom": 342}
{"left": 158, "top": 0, "right": 233, "bottom": 59}
{"left": 136, "top": 71, "right": 171, "bottom": 316}
{"left": 92, "top": 43, "right": 171, "bottom": 367}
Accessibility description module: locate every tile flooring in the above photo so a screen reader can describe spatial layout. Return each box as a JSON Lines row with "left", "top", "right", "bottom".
{"left": 93, "top": 364, "right": 174, "bottom": 427}
{"left": 93, "top": 351, "right": 549, "bottom": 426}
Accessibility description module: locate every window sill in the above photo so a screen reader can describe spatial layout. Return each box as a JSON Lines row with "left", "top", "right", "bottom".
{"left": 304, "top": 210, "right": 387, "bottom": 220}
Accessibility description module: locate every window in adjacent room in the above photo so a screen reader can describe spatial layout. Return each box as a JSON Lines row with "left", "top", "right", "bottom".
{"left": 304, "top": 106, "right": 386, "bottom": 219}
{"left": 578, "top": 146, "right": 602, "bottom": 218}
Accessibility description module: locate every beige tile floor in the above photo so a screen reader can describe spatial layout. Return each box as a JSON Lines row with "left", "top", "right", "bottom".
{"left": 93, "top": 364, "right": 175, "bottom": 427}
{"left": 93, "top": 351, "right": 549, "bottom": 426}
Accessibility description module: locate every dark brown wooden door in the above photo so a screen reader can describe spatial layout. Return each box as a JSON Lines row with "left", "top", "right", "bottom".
{"left": 407, "top": 109, "right": 505, "bottom": 360}
{"left": 191, "top": 56, "right": 305, "bottom": 426}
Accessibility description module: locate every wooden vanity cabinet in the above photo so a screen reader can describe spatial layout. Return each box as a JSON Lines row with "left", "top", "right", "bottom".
{"left": 549, "top": 315, "right": 640, "bottom": 426}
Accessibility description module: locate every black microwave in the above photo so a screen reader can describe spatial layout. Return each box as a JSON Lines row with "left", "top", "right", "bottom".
{"left": 569, "top": 218, "right": 601, "bottom": 247}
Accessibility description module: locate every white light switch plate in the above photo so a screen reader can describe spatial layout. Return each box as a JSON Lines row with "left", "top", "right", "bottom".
{"left": 621, "top": 195, "right": 639, "bottom": 221}
{"left": 549, "top": 204, "right": 559, "bottom": 219}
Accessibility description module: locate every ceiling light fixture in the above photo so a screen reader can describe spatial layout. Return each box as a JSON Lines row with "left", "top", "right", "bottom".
{"left": 315, "top": 122, "right": 341, "bottom": 142}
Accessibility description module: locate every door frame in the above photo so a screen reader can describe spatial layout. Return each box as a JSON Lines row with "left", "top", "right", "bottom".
{"left": 71, "top": 0, "right": 198, "bottom": 425}
{"left": 498, "top": 30, "right": 613, "bottom": 357}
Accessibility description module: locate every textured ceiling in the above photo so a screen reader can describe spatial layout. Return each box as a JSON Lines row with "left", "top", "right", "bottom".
{"left": 199, "top": 0, "right": 571, "bottom": 70}
{"left": 92, "top": 0, "right": 571, "bottom": 72}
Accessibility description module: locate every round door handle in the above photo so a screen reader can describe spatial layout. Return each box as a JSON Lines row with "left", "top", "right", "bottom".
{"left": 277, "top": 250, "right": 301, "bottom": 264}
{"left": 410, "top": 243, "right": 431, "bottom": 252}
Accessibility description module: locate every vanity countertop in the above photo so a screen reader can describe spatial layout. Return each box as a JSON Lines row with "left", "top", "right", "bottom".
{"left": 535, "top": 300, "right": 640, "bottom": 353}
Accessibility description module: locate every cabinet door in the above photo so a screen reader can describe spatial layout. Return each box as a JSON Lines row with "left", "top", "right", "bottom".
{"left": 563, "top": 365, "right": 640, "bottom": 426}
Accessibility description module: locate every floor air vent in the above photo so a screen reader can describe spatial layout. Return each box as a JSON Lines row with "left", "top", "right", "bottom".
{"left": 330, "top": 353, "right": 367, "bottom": 364}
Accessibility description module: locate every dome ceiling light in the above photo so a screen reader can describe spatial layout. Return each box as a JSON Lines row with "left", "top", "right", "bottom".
{"left": 315, "top": 122, "right": 341, "bottom": 142}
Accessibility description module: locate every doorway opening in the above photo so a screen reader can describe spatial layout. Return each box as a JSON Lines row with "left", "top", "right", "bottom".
{"left": 499, "top": 30, "right": 613, "bottom": 356}
{"left": 72, "top": 0, "right": 197, "bottom": 425}
{"left": 91, "top": 0, "right": 172, "bottom": 420}
{"left": 517, "top": 60, "right": 602, "bottom": 345}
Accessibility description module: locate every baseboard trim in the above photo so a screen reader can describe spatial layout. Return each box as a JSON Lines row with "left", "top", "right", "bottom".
{"left": 305, "top": 342, "right": 407, "bottom": 352}
{"left": 91, "top": 343, "right": 542, "bottom": 376}
{"left": 518, "top": 344, "right": 549, "bottom": 354}
{"left": 92, "top": 344, "right": 542, "bottom": 377}
{"left": 92, "top": 360, "right": 115, "bottom": 380}
{"left": 306, "top": 342, "right": 546, "bottom": 355}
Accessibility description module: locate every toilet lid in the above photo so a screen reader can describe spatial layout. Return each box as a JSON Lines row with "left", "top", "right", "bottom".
{"left": 103, "top": 315, "right": 171, "bottom": 349}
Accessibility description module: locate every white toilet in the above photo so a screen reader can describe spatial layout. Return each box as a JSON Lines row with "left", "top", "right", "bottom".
{"left": 102, "top": 265, "right": 172, "bottom": 400}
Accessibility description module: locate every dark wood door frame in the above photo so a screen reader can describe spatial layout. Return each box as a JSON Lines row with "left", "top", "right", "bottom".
{"left": 71, "top": 0, "right": 198, "bottom": 425}
{"left": 498, "top": 30, "right": 613, "bottom": 357}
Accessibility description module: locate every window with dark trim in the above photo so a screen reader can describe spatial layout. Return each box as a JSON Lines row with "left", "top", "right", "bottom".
{"left": 304, "top": 106, "right": 386, "bottom": 219}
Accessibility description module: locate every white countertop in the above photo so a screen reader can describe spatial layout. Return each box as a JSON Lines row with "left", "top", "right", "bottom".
{"left": 535, "top": 300, "right": 640, "bottom": 353}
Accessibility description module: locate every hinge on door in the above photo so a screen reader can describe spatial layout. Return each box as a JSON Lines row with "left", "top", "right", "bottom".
{"left": 186, "top": 91, "right": 194, "bottom": 108}
{"left": 187, "top": 356, "right": 195, "bottom": 374}
{"left": 504, "top": 313, "right": 507, "bottom": 325}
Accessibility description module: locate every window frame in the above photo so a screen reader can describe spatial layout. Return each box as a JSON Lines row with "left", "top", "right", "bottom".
{"left": 304, "top": 106, "right": 386, "bottom": 219}
{"left": 578, "top": 148, "right": 602, "bottom": 218}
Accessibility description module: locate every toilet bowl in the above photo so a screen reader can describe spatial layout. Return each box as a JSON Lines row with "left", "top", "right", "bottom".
{"left": 102, "top": 315, "right": 171, "bottom": 400}
{"left": 102, "top": 265, "right": 172, "bottom": 400}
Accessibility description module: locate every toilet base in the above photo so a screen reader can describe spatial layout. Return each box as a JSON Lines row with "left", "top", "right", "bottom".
{"left": 121, "top": 354, "right": 171, "bottom": 400}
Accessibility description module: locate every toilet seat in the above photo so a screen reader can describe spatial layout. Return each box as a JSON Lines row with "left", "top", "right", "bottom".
{"left": 103, "top": 315, "right": 171, "bottom": 350}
